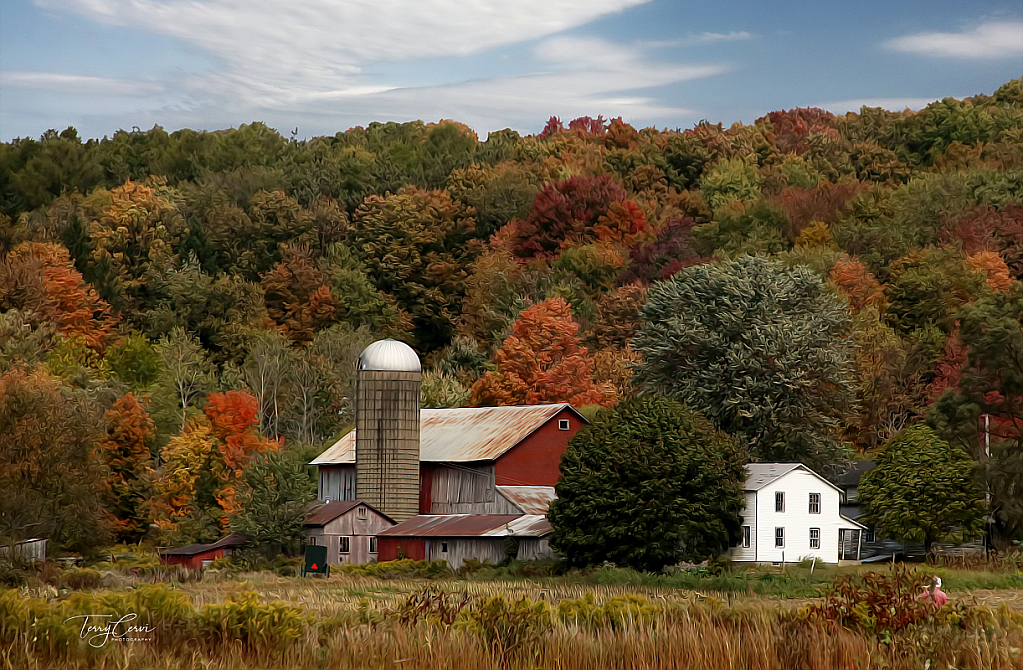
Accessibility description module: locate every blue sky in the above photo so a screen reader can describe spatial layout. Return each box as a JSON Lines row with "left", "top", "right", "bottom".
{"left": 1, "top": 0, "right": 1022, "bottom": 141}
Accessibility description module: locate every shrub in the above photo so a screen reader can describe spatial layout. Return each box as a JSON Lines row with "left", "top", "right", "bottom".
{"left": 195, "top": 591, "right": 312, "bottom": 652}
{"left": 457, "top": 594, "right": 551, "bottom": 664}
{"left": 392, "top": 586, "right": 470, "bottom": 627}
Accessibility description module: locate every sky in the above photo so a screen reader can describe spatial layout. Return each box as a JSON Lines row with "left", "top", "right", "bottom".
{"left": 1, "top": 0, "right": 1022, "bottom": 142}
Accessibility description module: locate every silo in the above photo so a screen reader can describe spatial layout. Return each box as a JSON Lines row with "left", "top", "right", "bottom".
{"left": 355, "top": 339, "right": 422, "bottom": 522}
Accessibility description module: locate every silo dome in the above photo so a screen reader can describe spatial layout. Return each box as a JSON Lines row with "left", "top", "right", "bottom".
{"left": 358, "top": 338, "right": 422, "bottom": 372}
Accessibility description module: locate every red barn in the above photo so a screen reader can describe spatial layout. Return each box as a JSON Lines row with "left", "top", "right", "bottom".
{"left": 312, "top": 403, "right": 587, "bottom": 514}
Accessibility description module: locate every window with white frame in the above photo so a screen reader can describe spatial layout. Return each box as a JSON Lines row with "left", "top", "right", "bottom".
{"left": 809, "top": 528, "right": 820, "bottom": 549}
{"left": 558, "top": 419, "right": 570, "bottom": 430}
{"left": 740, "top": 525, "right": 751, "bottom": 548}
{"left": 775, "top": 492, "right": 785, "bottom": 512}
{"left": 808, "top": 493, "right": 821, "bottom": 514}
{"left": 775, "top": 527, "right": 785, "bottom": 548}
{"left": 339, "top": 536, "right": 350, "bottom": 554}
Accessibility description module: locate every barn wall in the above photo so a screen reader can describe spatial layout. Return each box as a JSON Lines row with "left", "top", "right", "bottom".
{"left": 495, "top": 408, "right": 580, "bottom": 486}
{"left": 516, "top": 538, "right": 555, "bottom": 561}
{"left": 318, "top": 465, "right": 356, "bottom": 502}
{"left": 425, "top": 538, "right": 506, "bottom": 568}
{"left": 377, "top": 538, "right": 426, "bottom": 562}
{"left": 426, "top": 464, "right": 521, "bottom": 514}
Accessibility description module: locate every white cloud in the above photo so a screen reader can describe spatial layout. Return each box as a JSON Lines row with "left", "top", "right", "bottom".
{"left": 641, "top": 32, "right": 751, "bottom": 48}
{"left": 814, "top": 97, "right": 939, "bottom": 114}
{"left": 0, "top": 71, "right": 164, "bottom": 96}
{"left": 886, "top": 20, "right": 1023, "bottom": 59}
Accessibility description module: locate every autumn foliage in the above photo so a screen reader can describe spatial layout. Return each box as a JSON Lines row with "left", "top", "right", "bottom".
{"left": 101, "top": 393, "right": 156, "bottom": 543}
{"left": 471, "top": 298, "right": 607, "bottom": 407}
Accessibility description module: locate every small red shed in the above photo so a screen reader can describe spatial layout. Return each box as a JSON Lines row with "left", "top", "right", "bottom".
{"left": 160, "top": 534, "right": 248, "bottom": 569}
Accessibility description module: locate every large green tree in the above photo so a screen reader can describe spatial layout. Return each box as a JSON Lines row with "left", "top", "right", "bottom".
{"left": 633, "top": 255, "right": 857, "bottom": 474}
{"left": 549, "top": 396, "right": 746, "bottom": 571}
{"left": 859, "top": 424, "right": 985, "bottom": 552}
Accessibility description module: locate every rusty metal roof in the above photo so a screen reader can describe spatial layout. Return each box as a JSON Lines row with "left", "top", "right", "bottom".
{"left": 304, "top": 500, "right": 394, "bottom": 527}
{"left": 311, "top": 403, "right": 586, "bottom": 465}
{"left": 497, "top": 486, "right": 557, "bottom": 514}
{"left": 378, "top": 514, "right": 551, "bottom": 538}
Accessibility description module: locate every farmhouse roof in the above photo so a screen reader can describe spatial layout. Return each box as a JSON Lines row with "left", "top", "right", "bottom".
{"left": 377, "top": 514, "right": 552, "bottom": 538}
{"left": 304, "top": 500, "right": 394, "bottom": 527}
{"left": 744, "top": 463, "right": 842, "bottom": 494}
{"left": 311, "top": 403, "right": 586, "bottom": 465}
{"left": 496, "top": 486, "right": 557, "bottom": 514}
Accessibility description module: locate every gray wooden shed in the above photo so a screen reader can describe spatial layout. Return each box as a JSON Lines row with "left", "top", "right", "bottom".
{"left": 303, "top": 500, "right": 395, "bottom": 566}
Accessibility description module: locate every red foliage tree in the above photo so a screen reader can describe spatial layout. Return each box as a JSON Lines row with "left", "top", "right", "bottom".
{"left": 967, "top": 251, "right": 1014, "bottom": 292}
{"left": 618, "top": 217, "right": 708, "bottom": 285}
{"left": 940, "top": 205, "right": 1023, "bottom": 278}
{"left": 261, "top": 245, "right": 340, "bottom": 343}
{"left": 830, "top": 255, "right": 887, "bottom": 312}
{"left": 772, "top": 182, "right": 865, "bottom": 241}
{"left": 203, "top": 389, "right": 278, "bottom": 476}
{"left": 760, "top": 107, "right": 839, "bottom": 155}
{"left": 0, "top": 242, "right": 119, "bottom": 352}
{"left": 511, "top": 176, "right": 627, "bottom": 259}
{"left": 471, "top": 298, "right": 607, "bottom": 407}
{"left": 101, "top": 393, "right": 156, "bottom": 543}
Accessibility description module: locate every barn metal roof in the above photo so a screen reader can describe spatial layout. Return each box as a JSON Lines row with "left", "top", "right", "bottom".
{"left": 744, "top": 463, "right": 842, "bottom": 493}
{"left": 311, "top": 403, "right": 585, "bottom": 465}
{"left": 497, "top": 486, "right": 557, "bottom": 514}
{"left": 359, "top": 339, "right": 422, "bottom": 372}
{"left": 377, "top": 514, "right": 552, "bottom": 538}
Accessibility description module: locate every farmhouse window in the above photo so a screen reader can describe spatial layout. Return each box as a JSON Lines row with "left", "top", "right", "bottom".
{"left": 441, "top": 542, "right": 449, "bottom": 553}
{"left": 775, "top": 527, "right": 785, "bottom": 548}
{"left": 775, "top": 492, "right": 785, "bottom": 512}
{"left": 358, "top": 506, "right": 368, "bottom": 520}
{"left": 559, "top": 419, "right": 570, "bottom": 430}
{"left": 808, "top": 493, "right": 821, "bottom": 514}
{"left": 740, "top": 525, "right": 751, "bottom": 548}
{"left": 809, "top": 528, "right": 820, "bottom": 549}
{"left": 369, "top": 537, "right": 378, "bottom": 553}
{"left": 339, "top": 536, "right": 350, "bottom": 554}
{"left": 865, "top": 528, "right": 875, "bottom": 543}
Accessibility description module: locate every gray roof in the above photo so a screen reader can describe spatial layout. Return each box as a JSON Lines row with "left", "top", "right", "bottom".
{"left": 358, "top": 339, "right": 421, "bottom": 372}
{"left": 744, "top": 463, "right": 842, "bottom": 493}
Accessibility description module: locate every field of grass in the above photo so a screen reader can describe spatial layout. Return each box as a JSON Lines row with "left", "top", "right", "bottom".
{"left": 6, "top": 558, "right": 1023, "bottom": 669}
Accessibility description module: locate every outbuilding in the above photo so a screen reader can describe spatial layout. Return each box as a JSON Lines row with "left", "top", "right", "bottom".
{"left": 160, "top": 534, "right": 248, "bottom": 569}
{"left": 303, "top": 500, "right": 395, "bottom": 566}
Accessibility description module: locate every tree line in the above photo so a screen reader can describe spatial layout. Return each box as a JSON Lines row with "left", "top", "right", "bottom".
{"left": 2, "top": 78, "right": 1023, "bottom": 557}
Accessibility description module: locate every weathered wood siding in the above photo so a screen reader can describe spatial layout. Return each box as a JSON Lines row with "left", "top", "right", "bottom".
{"left": 0, "top": 539, "right": 47, "bottom": 561}
{"left": 516, "top": 538, "right": 555, "bottom": 561}
{"left": 425, "top": 538, "right": 507, "bottom": 568}
{"left": 318, "top": 465, "right": 356, "bottom": 502}
{"left": 304, "top": 505, "right": 395, "bottom": 566}
{"left": 427, "top": 464, "right": 522, "bottom": 514}
{"left": 355, "top": 370, "right": 421, "bottom": 522}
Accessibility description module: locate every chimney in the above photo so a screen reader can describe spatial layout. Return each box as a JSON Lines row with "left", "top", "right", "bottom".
{"left": 354, "top": 339, "right": 422, "bottom": 522}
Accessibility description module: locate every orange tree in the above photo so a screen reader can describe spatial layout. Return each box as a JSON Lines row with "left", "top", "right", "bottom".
{"left": 470, "top": 297, "right": 607, "bottom": 407}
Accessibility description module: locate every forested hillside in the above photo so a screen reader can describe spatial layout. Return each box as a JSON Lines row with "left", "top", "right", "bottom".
{"left": 2, "top": 79, "right": 1023, "bottom": 553}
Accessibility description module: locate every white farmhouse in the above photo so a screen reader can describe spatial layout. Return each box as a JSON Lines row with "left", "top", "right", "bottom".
{"left": 731, "top": 463, "right": 867, "bottom": 564}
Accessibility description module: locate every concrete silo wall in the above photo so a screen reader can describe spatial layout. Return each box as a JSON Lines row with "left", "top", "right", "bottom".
{"left": 355, "top": 370, "right": 421, "bottom": 522}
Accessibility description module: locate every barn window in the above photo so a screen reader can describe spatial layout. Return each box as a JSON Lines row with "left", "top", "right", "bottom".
{"left": 809, "top": 528, "right": 820, "bottom": 549}
{"left": 357, "top": 506, "right": 368, "bottom": 520}
{"left": 441, "top": 542, "right": 449, "bottom": 553}
{"left": 339, "top": 537, "right": 350, "bottom": 554}
{"left": 808, "top": 493, "right": 821, "bottom": 514}
{"left": 775, "top": 527, "right": 785, "bottom": 548}
{"left": 740, "top": 525, "right": 751, "bottom": 548}
{"left": 370, "top": 537, "right": 378, "bottom": 554}
{"left": 308, "top": 537, "right": 316, "bottom": 545}
{"left": 559, "top": 419, "right": 570, "bottom": 430}
{"left": 775, "top": 492, "right": 785, "bottom": 512}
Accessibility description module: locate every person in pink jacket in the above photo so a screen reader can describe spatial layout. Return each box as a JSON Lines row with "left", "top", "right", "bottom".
{"left": 922, "top": 576, "right": 948, "bottom": 607}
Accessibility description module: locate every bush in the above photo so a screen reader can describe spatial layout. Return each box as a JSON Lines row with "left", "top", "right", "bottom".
{"left": 332, "top": 559, "right": 453, "bottom": 579}
{"left": 457, "top": 594, "right": 551, "bottom": 663}
{"left": 195, "top": 591, "right": 312, "bottom": 652}
{"left": 58, "top": 567, "right": 103, "bottom": 590}
{"left": 556, "top": 593, "right": 658, "bottom": 629}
